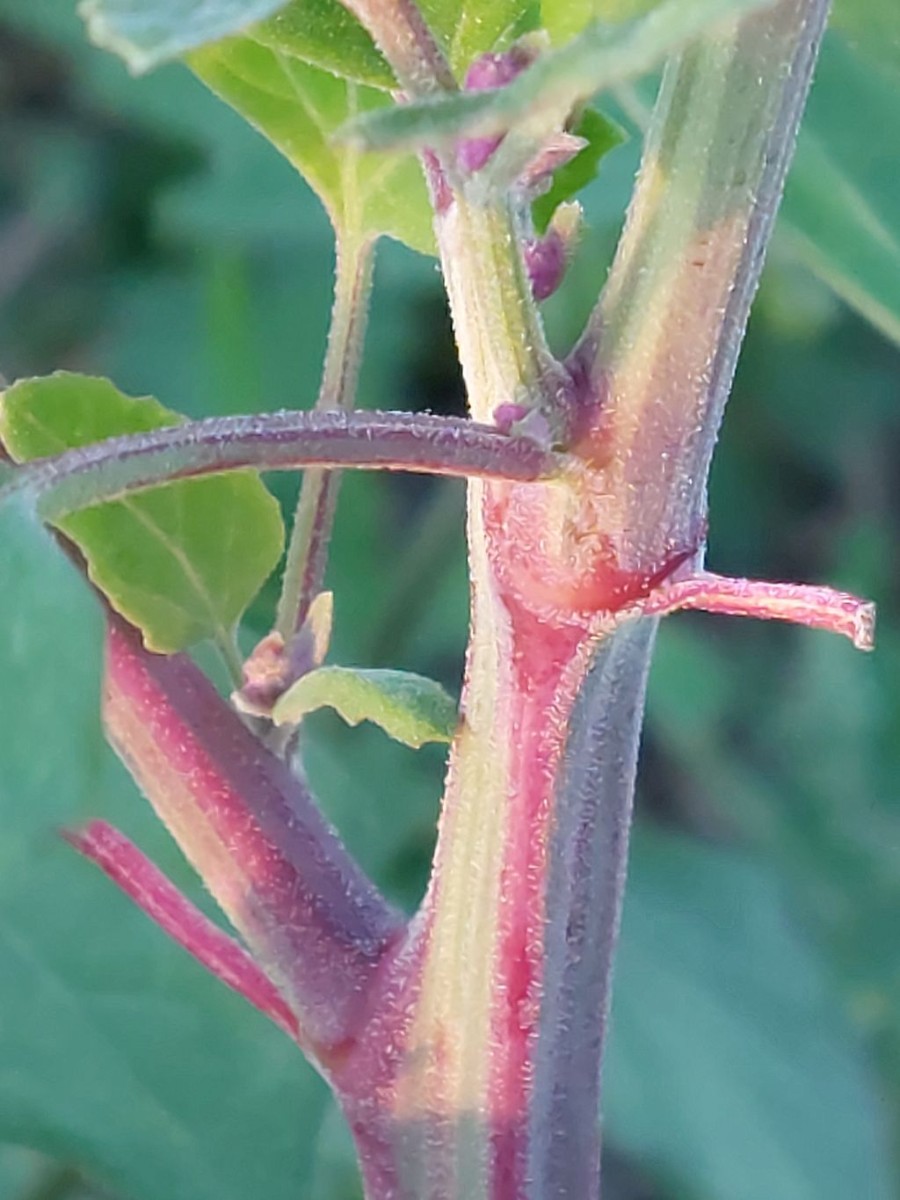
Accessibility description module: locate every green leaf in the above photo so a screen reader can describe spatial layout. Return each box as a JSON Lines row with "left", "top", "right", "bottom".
{"left": 189, "top": 36, "right": 434, "bottom": 251}
{"left": 79, "top": 0, "right": 292, "bottom": 72}
{"left": 0, "top": 504, "right": 329, "bottom": 1199}
{"left": 249, "top": 0, "right": 394, "bottom": 89}
{"left": 417, "top": 0, "right": 540, "bottom": 77}
{"left": 607, "top": 826, "right": 895, "bottom": 1200}
{"left": 532, "top": 107, "right": 625, "bottom": 232}
{"left": 0, "top": 372, "right": 284, "bottom": 654}
{"left": 339, "top": 0, "right": 776, "bottom": 152}
{"left": 781, "top": 31, "right": 900, "bottom": 348}
{"left": 273, "top": 666, "right": 458, "bottom": 748}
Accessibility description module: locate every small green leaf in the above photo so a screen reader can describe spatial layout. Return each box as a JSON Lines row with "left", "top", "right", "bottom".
{"left": 190, "top": 37, "right": 434, "bottom": 251}
{"left": 532, "top": 107, "right": 625, "bottom": 232}
{"left": 339, "top": 0, "right": 775, "bottom": 152}
{"left": 273, "top": 666, "right": 458, "bottom": 748}
{"left": 79, "top": 0, "right": 292, "bottom": 72}
{"left": 0, "top": 372, "right": 284, "bottom": 654}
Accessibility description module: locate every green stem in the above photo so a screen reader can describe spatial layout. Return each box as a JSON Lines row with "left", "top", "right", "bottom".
{"left": 573, "top": 0, "right": 832, "bottom": 577}
{"left": 355, "top": 4, "right": 834, "bottom": 1197}
{"left": 275, "top": 236, "right": 374, "bottom": 639}
{"left": 437, "top": 193, "right": 565, "bottom": 423}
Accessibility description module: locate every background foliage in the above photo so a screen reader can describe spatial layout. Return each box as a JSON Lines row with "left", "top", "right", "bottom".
{"left": 0, "top": 1, "right": 898, "bottom": 1197}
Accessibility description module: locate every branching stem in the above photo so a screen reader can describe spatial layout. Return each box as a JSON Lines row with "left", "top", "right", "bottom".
{"left": 0, "top": 410, "right": 562, "bottom": 522}
{"left": 276, "top": 235, "right": 375, "bottom": 639}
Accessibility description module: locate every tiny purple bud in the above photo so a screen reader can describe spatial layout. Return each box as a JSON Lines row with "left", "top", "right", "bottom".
{"left": 493, "top": 403, "right": 530, "bottom": 434}
{"left": 524, "top": 229, "right": 567, "bottom": 301}
{"left": 457, "top": 42, "right": 539, "bottom": 174}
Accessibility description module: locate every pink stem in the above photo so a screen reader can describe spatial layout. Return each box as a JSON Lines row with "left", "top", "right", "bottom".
{"left": 63, "top": 820, "right": 300, "bottom": 1040}
{"left": 103, "top": 614, "right": 403, "bottom": 1063}
{"left": 641, "top": 571, "right": 876, "bottom": 650}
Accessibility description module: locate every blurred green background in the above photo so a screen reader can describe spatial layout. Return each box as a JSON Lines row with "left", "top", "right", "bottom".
{"left": 0, "top": 3, "right": 898, "bottom": 1199}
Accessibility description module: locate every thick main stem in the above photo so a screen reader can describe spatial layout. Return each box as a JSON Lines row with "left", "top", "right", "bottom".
{"left": 352, "top": 3, "right": 832, "bottom": 1198}
{"left": 572, "top": 0, "right": 832, "bottom": 576}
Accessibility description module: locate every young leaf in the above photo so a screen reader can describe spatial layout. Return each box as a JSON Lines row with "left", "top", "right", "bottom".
{"left": 79, "top": 0, "right": 292, "bottom": 72}
{"left": 272, "top": 666, "right": 459, "bottom": 748}
{"left": 0, "top": 372, "right": 284, "bottom": 655}
{"left": 189, "top": 37, "right": 434, "bottom": 251}
{"left": 339, "top": 0, "right": 777, "bottom": 152}
{"left": 532, "top": 107, "right": 625, "bottom": 232}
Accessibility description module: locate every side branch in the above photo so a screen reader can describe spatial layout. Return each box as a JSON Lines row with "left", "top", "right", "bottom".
{"left": 103, "top": 614, "right": 403, "bottom": 1063}
{"left": 64, "top": 820, "right": 301, "bottom": 1040}
{"left": 640, "top": 572, "right": 876, "bottom": 650}
{"left": 0, "top": 410, "right": 562, "bottom": 523}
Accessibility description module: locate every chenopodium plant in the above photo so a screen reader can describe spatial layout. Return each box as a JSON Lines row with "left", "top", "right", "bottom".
{"left": 0, "top": 0, "right": 877, "bottom": 1196}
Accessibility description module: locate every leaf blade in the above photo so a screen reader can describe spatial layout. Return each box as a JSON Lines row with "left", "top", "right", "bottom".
{"left": 273, "top": 665, "right": 459, "bottom": 747}
{"left": 0, "top": 373, "right": 284, "bottom": 654}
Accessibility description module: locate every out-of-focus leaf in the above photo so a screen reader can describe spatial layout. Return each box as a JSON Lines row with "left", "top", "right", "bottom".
{"left": 0, "top": 503, "right": 328, "bottom": 1200}
{"left": 0, "top": 1146, "right": 41, "bottom": 1196}
{"left": 542, "top": 0, "right": 658, "bottom": 44}
{"left": 832, "top": 0, "right": 900, "bottom": 86}
{"left": 79, "top": 0, "right": 291, "bottom": 72}
{"left": 0, "top": 373, "right": 284, "bottom": 653}
{"left": 783, "top": 32, "right": 900, "bottom": 348}
{"left": 607, "top": 825, "right": 895, "bottom": 1200}
{"left": 340, "top": 0, "right": 774, "bottom": 152}
{"left": 274, "top": 665, "right": 458, "bottom": 747}
{"left": 190, "top": 37, "right": 434, "bottom": 251}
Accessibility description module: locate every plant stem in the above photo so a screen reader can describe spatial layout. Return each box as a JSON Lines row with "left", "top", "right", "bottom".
{"left": 338, "top": 0, "right": 456, "bottom": 94}
{"left": 436, "top": 192, "right": 567, "bottom": 424}
{"left": 571, "top": 0, "right": 832, "bottom": 578}
{"left": 336, "top": 4, "right": 834, "bottom": 1197}
{"left": 276, "top": 235, "right": 374, "bottom": 639}
{"left": 1, "top": 411, "right": 563, "bottom": 521}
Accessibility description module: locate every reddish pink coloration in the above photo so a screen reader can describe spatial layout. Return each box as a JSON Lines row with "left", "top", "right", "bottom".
{"left": 422, "top": 148, "right": 453, "bottom": 215}
{"left": 103, "top": 615, "right": 403, "bottom": 1059}
{"left": 487, "top": 602, "right": 590, "bottom": 1188}
{"left": 641, "top": 571, "right": 876, "bottom": 648}
{"left": 63, "top": 820, "right": 300, "bottom": 1039}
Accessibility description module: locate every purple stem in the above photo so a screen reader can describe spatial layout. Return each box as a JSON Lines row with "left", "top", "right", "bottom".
{"left": 0, "top": 410, "right": 561, "bottom": 523}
